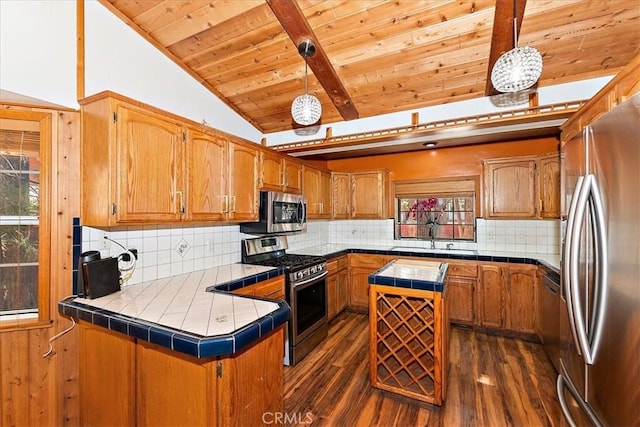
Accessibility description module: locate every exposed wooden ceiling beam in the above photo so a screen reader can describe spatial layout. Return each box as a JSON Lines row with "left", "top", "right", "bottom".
{"left": 266, "top": 0, "right": 360, "bottom": 122}
{"left": 485, "top": 0, "right": 528, "bottom": 96}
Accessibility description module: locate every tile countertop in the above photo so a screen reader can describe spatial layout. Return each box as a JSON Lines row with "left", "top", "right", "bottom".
{"left": 291, "top": 244, "right": 560, "bottom": 272}
{"left": 369, "top": 259, "right": 449, "bottom": 292}
{"left": 58, "top": 264, "right": 290, "bottom": 359}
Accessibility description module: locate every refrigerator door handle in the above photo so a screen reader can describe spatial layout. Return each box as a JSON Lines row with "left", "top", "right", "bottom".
{"left": 589, "top": 176, "right": 608, "bottom": 361}
{"left": 581, "top": 175, "right": 608, "bottom": 364}
{"left": 568, "top": 174, "right": 593, "bottom": 362}
{"left": 557, "top": 375, "right": 579, "bottom": 427}
{"left": 557, "top": 360, "right": 604, "bottom": 427}
{"left": 569, "top": 174, "right": 608, "bottom": 365}
{"left": 565, "top": 175, "right": 586, "bottom": 356}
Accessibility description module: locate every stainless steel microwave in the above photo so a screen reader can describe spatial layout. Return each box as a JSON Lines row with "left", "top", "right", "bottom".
{"left": 240, "top": 191, "right": 307, "bottom": 234}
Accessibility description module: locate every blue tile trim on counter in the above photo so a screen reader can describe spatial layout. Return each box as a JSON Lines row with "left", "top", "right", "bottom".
{"left": 72, "top": 217, "right": 82, "bottom": 295}
{"left": 296, "top": 247, "right": 559, "bottom": 274}
{"left": 206, "top": 267, "right": 286, "bottom": 293}
{"left": 368, "top": 260, "right": 448, "bottom": 292}
{"left": 368, "top": 273, "right": 445, "bottom": 292}
{"left": 57, "top": 268, "right": 291, "bottom": 359}
{"left": 58, "top": 296, "right": 290, "bottom": 359}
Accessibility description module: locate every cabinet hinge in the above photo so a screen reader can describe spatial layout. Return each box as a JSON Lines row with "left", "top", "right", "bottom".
{"left": 112, "top": 112, "right": 117, "bottom": 123}
{"left": 111, "top": 203, "right": 117, "bottom": 215}
{"left": 216, "top": 362, "right": 222, "bottom": 378}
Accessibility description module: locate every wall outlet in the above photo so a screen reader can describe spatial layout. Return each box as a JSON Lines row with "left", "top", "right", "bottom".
{"left": 101, "top": 233, "right": 110, "bottom": 250}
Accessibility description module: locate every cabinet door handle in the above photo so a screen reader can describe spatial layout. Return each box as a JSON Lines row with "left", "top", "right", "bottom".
{"left": 175, "top": 191, "right": 185, "bottom": 214}
{"left": 223, "top": 195, "right": 229, "bottom": 213}
{"left": 231, "top": 195, "right": 237, "bottom": 213}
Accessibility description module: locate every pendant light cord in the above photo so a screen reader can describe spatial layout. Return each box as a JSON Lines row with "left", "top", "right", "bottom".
{"left": 512, "top": 0, "right": 519, "bottom": 48}
{"left": 304, "top": 60, "right": 309, "bottom": 94}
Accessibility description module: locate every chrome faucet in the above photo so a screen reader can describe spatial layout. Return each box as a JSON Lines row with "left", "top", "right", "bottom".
{"left": 430, "top": 236, "right": 436, "bottom": 249}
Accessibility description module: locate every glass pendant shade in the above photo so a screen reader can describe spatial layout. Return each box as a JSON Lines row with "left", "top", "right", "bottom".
{"left": 291, "top": 39, "right": 322, "bottom": 126}
{"left": 291, "top": 93, "right": 322, "bottom": 126}
{"left": 491, "top": 45, "right": 543, "bottom": 93}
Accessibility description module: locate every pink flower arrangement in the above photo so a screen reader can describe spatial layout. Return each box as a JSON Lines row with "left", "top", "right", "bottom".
{"left": 406, "top": 197, "right": 444, "bottom": 225}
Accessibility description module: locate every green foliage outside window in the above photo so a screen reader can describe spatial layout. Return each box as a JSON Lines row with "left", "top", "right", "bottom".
{"left": 1, "top": 135, "right": 40, "bottom": 314}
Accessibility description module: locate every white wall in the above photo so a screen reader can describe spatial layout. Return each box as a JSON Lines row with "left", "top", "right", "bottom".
{"left": 263, "top": 76, "right": 614, "bottom": 146}
{"left": 0, "top": 1, "right": 77, "bottom": 107}
{"left": 83, "top": 1, "right": 262, "bottom": 142}
{"left": 86, "top": 218, "right": 559, "bottom": 286}
{"left": 0, "top": 0, "right": 261, "bottom": 142}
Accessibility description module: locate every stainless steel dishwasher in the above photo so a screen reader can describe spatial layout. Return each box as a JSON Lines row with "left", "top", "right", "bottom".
{"left": 542, "top": 270, "right": 561, "bottom": 373}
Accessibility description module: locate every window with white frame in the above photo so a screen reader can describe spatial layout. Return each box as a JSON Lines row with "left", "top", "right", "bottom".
{"left": 0, "top": 113, "right": 48, "bottom": 325}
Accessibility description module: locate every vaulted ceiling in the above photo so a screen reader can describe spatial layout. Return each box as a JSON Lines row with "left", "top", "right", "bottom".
{"left": 100, "top": 0, "right": 640, "bottom": 135}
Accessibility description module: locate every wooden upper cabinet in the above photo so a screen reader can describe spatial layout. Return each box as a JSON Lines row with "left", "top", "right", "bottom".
{"left": 351, "top": 170, "right": 389, "bottom": 219}
{"left": 259, "top": 150, "right": 302, "bottom": 194}
{"left": 116, "top": 105, "right": 186, "bottom": 223}
{"left": 187, "top": 129, "right": 227, "bottom": 221}
{"left": 332, "top": 172, "right": 351, "bottom": 219}
{"left": 283, "top": 159, "right": 303, "bottom": 194}
{"left": 187, "top": 131, "right": 258, "bottom": 222}
{"left": 80, "top": 95, "right": 186, "bottom": 226}
{"left": 483, "top": 153, "right": 561, "bottom": 219}
{"left": 483, "top": 158, "right": 537, "bottom": 218}
{"left": 117, "top": 104, "right": 188, "bottom": 223}
{"left": 260, "top": 150, "right": 284, "bottom": 191}
{"left": 303, "top": 166, "right": 331, "bottom": 219}
{"left": 227, "top": 140, "right": 259, "bottom": 221}
{"left": 80, "top": 91, "right": 258, "bottom": 226}
{"left": 538, "top": 153, "right": 561, "bottom": 218}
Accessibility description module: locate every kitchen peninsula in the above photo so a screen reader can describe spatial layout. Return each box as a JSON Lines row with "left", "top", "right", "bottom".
{"left": 58, "top": 264, "right": 289, "bottom": 427}
{"left": 368, "top": 259, "right": 449, "bottom": 405}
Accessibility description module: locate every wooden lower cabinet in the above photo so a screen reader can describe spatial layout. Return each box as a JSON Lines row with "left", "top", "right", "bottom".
{"left": 232, "top": 275, "right": 285, "bottom": 300}
{"left": 478, "top": 264, "right": 505, "bottom": 329}
{"left": 79, "top": 324, "right": 136, "bottom": 426}
{"left": 78, "top": 322, "right": 284, "bottom": 427}
{"left": 369, "top": 285, "right": 448, "bottom": 405}
{"left": 445, "top": 263, "right": 478, "bottom": 325}
{"left": 327, "top": 256, "right": 348, "bottom": 320}
{"left": 477, "top": 264, "right": 538, "bottom": 335}
{"left": 505, "top": 265, "right": 538, "bottom": 334}
{"left": 348, "top": 254, "right": 392, "bottom": 312}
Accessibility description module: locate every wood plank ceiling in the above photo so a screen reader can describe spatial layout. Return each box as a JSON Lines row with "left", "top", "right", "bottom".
{"left": 100, "top": 0, "right": 640, "bottom": 134}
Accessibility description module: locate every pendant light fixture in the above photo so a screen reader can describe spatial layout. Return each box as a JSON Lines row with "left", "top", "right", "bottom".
{"left": 491, "top": 0, "right": 543, "bottom": 93}
{"left": 291, "top": 40, "right": 322, "bottom": 126}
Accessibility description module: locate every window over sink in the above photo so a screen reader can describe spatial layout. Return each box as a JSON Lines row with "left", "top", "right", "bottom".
{"left": 394, "top": 177, "right": 479, "bottom": 242}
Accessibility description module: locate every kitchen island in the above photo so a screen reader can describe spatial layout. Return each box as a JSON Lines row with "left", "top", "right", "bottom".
{"left": 58, "top": 264, "right": 290, "bottom": 427}
{"left": 368, "top": 259, "right": 449, "bottom": 405}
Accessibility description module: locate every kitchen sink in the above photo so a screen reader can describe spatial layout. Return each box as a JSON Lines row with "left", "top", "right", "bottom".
{"left": 390, "top": 246, "right": 478, "bottom": 256}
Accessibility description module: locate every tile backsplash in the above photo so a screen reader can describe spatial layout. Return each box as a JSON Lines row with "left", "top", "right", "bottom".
{"left": 82, "top": 218, "right": 559, "bottom": 286}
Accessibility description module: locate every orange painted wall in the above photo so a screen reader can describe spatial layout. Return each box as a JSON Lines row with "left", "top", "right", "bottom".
{"left": 326, "top": 137, "right": 559, "bottom": 181}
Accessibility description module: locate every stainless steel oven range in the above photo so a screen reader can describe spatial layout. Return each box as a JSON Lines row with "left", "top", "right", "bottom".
{"left": 241, "top": 235, "right": 327, "bottom": 366}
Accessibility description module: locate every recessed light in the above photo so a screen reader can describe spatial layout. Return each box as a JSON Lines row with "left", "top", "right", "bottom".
{"left": 423, "top": 142, "right": 437, "bottom": 148}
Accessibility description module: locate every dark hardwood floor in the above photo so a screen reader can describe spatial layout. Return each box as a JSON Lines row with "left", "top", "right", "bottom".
{"left": 284, "top": 312, "right": 561, "bottom": 426}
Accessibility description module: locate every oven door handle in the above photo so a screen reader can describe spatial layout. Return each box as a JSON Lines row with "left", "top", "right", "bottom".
{"left": 293, "top": 271, "right": 328, "bottom": 287}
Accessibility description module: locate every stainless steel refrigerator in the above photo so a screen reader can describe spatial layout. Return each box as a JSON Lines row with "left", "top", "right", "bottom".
{"left": 558, "top": 93, "right": 640, "bottom": 426}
